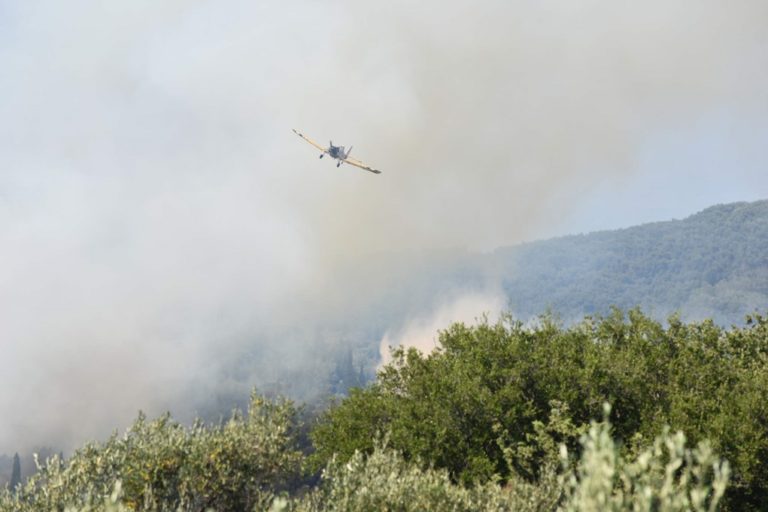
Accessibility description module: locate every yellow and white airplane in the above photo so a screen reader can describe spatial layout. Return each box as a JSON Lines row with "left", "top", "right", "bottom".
{"left": 292, "top": 129, "right": 381, "bottom": 174}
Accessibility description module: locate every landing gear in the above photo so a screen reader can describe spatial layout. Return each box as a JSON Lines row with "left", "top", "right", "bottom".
{"left": 336, "top": 162, "right": 341, "bottom": 167}
{"left": 319, "top": 154, "right": 324, "bottom": 159}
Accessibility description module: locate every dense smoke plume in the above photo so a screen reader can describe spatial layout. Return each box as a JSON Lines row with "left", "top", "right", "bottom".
{"left": 1, "top": 0, "right": 767, "bottom": 453}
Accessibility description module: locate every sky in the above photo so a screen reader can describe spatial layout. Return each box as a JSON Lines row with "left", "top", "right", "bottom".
{"left": 1, "top": 0, "right": 767, "bottom": 453}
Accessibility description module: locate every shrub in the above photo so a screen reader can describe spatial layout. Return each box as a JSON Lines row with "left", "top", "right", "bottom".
{"left": 288, "top": 407, "right": 728, "bottom": 512}
{"left": 288, "top": 441, "right": 561, "bottom": 512}
{"left": 0, "top": 392, "right": 301, "bottom": 512}
{"left": 561, "top": 405, "right": 730, "bottom": 512}
{"left": 311, "top": 311, "right": 768, "bottom": 509}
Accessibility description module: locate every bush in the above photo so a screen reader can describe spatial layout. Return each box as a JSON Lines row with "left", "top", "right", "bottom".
{"left": 560, "top": 405, "right": 730, "bottom": 512}
{"left": 288, "top": 441, "right": 560, "bottom": 512}
{"left": 286, "top": 407, "right": 728, "bottom": 512}
{"left": 311, "top": 311, "right": 768, "bottom": 509}
{"left": 0, "top": 392, "right": 302, "bottom": 512}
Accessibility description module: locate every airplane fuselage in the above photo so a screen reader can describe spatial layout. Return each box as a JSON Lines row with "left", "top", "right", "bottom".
{"left": 328, "top": 144, "right": 346, "bottom": 159}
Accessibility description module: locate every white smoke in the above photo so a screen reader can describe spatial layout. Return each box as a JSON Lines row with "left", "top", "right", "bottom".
{"left": 378, "top": 290, "right": 507, "bottom": 367}
{"left": 1, "top": 0, "right": 767, "bottom": 453}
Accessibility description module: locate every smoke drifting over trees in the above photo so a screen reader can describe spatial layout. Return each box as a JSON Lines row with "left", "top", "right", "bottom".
{"left": 1, "top": 0, "right": 767, "bottom": 454}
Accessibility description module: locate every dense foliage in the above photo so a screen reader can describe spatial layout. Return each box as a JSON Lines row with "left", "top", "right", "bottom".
{"left": 3, "top": 309, "right": 764, "bottom": 510}
{"left": 0, "top": 405, "right": 730, "bottom": 512}
{"left": 312, "top": 310, "right": 768, "bottom": 510}
{"left": 294, "top": 408, "right": 725, "bottom": 512}
{"left": 559, "top": 408, "right": 729, "bottom": 512}
{"left": 0, "top": 393, "right": 302, "bottom": 511}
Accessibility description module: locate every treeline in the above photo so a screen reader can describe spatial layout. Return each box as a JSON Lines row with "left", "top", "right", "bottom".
{"left": 2, "top": 310, "right": 767, "bottom": 511}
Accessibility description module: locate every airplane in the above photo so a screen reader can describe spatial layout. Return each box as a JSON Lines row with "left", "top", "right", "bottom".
{"left": 292, "top": 129, "right": 382, "bottom": 174}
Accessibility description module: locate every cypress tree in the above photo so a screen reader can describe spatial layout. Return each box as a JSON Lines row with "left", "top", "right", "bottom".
{"left": 9, "top": 452, "right": 21, "bottom": 491}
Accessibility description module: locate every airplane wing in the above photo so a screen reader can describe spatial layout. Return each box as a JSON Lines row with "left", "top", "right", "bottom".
{"left": 292, "top": 129, "right": 327, "bottom": 152}
{"left": 343, "top": 156, "right": 382, "bottom": 174}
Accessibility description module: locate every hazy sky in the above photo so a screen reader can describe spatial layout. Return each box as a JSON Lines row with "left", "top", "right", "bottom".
{"left": 1, "top": 0, "right": 767, "bottom": 453}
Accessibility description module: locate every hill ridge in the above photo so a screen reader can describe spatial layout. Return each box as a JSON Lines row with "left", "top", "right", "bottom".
{"left": 492, "top": 199, "right": 768, "bottom": 324}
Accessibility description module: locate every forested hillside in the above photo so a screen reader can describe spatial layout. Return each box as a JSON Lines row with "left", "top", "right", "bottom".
{"left": 192, "top": 200, "right": 768, "bottom": 411}
{"left": 492, "top": 200, "right": 768, "bottom": 324}
{"left": 314, "top": 199, "right": 768, "bottom": 390}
